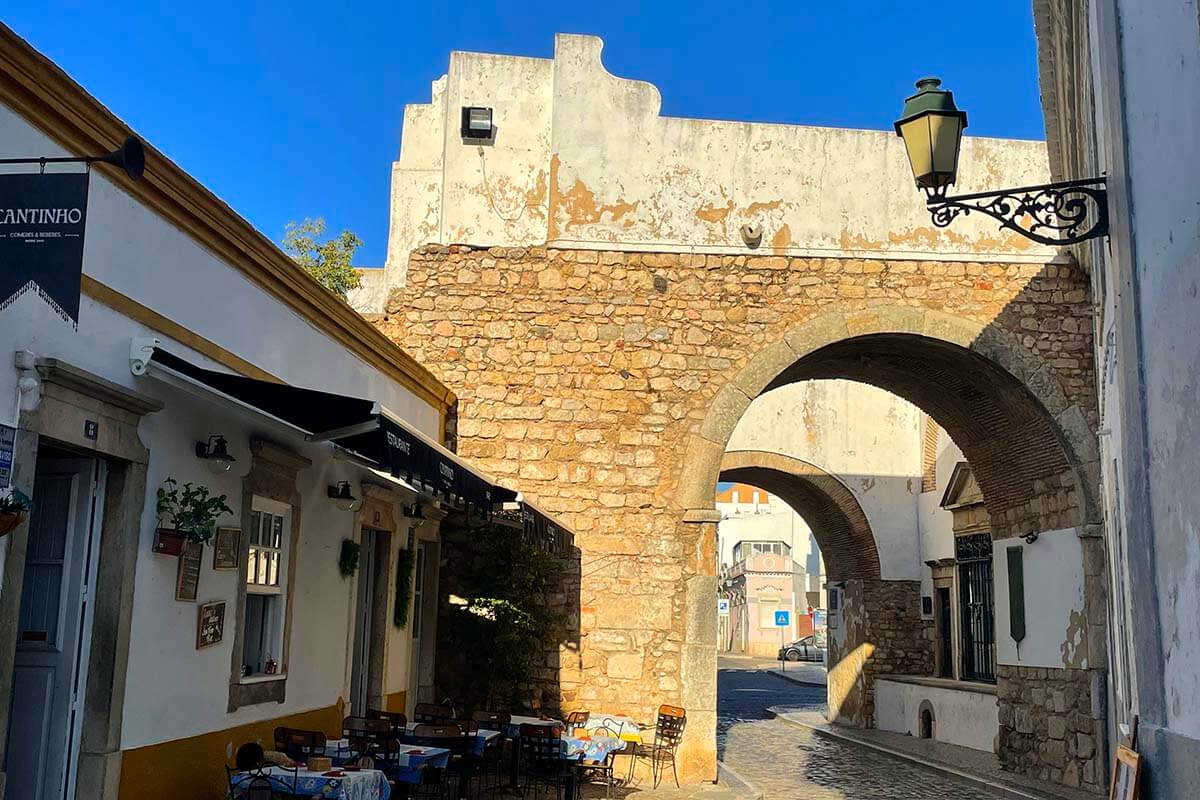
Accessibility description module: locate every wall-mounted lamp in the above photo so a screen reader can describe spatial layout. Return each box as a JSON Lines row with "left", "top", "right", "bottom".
{"left": 328, "top": 481, "right": 361, "bottom": 512}
{"left": 403, "top": 502, "right": 426, "bottom": 520}
{"left": 1020, "top": 531, "right": 1040, "bottom": 545}
{"left": 895, "top": 78, "right": 1108, "bottom": 245}
{"left": 461, "top": 106, "right": 494, "bottom": 140}
{"left": 195, "top": 435, "right": 236, "bottom": 474}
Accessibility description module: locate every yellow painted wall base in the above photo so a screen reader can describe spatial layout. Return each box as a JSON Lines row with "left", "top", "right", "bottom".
{"left": 384, "top": 690, "right": 407, "bottom": 714}
{"left": 118, "top": 703, "right": 344, "bottom": 800}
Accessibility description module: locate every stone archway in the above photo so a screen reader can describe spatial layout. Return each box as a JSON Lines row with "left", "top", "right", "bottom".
{"left": 719, "top": 449, "right": 879, "bottom": 582}
{"left": 381, "top": 245, "right": 1104, "bottom": 786}
{"left": 718, "top": 449, "right": 931, "bottom": 726}
{"left": 679, "top": 306, "right": 1104, "bottom": 780}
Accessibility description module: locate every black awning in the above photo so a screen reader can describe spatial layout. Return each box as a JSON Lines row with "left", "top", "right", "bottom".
{"left": 334, "top": 414, "right": 517, "bottom": 514}
{"left": 150, "top": 347, "right": 377, "bottom": 433}
{"left": 522, "top": 502, "right": 573, "bottom": 554}
{"left": 148, "top": 347, "right": 513, "bottom": 516}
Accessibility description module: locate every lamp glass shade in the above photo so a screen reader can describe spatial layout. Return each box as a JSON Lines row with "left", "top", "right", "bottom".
{"left": 894, "top": 77, "right": 968, "bottom": 192}
{"left": 898, "top": 112, "right": 964, "bottom": 190}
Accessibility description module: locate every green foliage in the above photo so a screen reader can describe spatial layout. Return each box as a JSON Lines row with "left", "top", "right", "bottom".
{"left": 281, "top": 217, "right": 363, "bottom": 299}
{"left": 395, "top": 545, "right": 416, "bottom": 628}
{"left": 155, "top": 478, "right": 232, "bottom": 545}
{"left": 441, "top": 519, "right": 567, "bottom": 709}
{"left": 0, "top": 488, "right": 30, "bottom": 515}
{"left": 339, "top": 539, "right": 361, "bottom": 578}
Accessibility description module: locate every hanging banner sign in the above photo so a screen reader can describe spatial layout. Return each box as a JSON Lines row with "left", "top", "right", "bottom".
{"left": 0, "top": 172, "right": 90, "bottom": 327}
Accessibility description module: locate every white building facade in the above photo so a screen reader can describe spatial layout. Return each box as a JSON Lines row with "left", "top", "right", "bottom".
{"left": 0, "top": 26, "right": 533, "bottom": 800}
{"left": 1034, "top": 2, "right": 1200, "bottom": 795}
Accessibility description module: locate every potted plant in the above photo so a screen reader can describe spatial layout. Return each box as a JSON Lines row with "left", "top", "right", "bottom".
{"left": 154, "top": 478, "right": 233, "bottom": 556}
{"left": 0, "top": 488, "right": 30, "bottom": 537}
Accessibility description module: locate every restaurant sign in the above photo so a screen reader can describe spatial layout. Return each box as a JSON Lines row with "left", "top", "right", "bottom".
{"left": 0, "top": 172, "right": 90, "bottom": 328}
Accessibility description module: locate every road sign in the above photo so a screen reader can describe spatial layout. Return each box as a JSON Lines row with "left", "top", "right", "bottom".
{"left": 774, "top": 609, "right": 790, "bottom": 627}
{"left": 717, "top": 598, "right": 730, "bottom": 615}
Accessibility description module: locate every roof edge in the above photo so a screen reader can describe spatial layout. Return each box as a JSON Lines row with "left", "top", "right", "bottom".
{"left": 0, "top": 23, "right": 456, "bottom": 415}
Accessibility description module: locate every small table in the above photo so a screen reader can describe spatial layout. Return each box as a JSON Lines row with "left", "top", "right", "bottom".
{"left": 401, "top": 723, "right": 502, "bottom": 756}
{"left": 230, "top": 765, "right": 391, "bottom": 799}
{"left": 321, "top": 740, "right": 451, "bottom": 784}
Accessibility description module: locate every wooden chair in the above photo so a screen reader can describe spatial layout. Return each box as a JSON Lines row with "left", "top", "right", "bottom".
{"left": 626, "top": 705, "right": 686, "bottom": 788}
{"left": 273, "top": 726, "right": 326, "bottom": 761}
{"left": 518, "top": 723, "right": 573, "bottom": 800}
{"left": 471, "top": 710, "right": 512, "bottom": 730}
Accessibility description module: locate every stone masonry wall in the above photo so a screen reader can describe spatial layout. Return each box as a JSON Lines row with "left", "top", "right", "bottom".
{"left": 998, "top": 665, "right": 1101, "bottom": 792}
{"left": 829, "top": 579, "right": 934, "bottom": 728}
{"left": 374, "top": 243, "right": 1098, "bottom": 781}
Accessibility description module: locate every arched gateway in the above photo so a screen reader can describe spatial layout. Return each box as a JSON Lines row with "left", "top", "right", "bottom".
{"left": 380, "top": 250, "right": 1105, "bottom": 785}
{"left": 368, "top": 31, "right": 1104, "bottom": 791}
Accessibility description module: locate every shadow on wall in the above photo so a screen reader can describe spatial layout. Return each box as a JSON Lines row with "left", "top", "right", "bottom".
{"left": 433, "top": 516, "right": 581, "bottom": 716}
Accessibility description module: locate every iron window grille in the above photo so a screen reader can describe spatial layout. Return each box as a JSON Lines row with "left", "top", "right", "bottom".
{"left": 955, "top": 532, "right": 996, "bottom": 683}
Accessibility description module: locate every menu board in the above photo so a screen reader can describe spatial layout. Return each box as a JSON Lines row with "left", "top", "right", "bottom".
{"left": 175, "top": 541, "right": 201, "bottom": 602}
{"left": 197, "top": 601, "right": 225, "bottom": 649}
{"left": 212, "top": 527, "right": 240, "bottom": 571}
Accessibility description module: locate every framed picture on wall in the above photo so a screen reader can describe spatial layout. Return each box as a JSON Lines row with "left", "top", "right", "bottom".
{"left": 1110, "top": 745, "right": 1142, "bottom": 800}
{"left": 212, "top": 527, "right": 241, "bottom": 571}
{"left": 197, "top": 600, "right": 226, "bottom": 649}
{"left": 175, "top": 541, "right": 202, "bottom": 602}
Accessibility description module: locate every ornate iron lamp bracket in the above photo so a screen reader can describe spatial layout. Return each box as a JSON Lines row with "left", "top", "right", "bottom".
{"left": 925, "top": 177, "right": 1108, "bottom": 246}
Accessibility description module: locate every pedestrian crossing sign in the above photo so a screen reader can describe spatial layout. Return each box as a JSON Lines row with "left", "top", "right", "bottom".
{"left": 774, "top": 610, "right": 790, "bottom": 627}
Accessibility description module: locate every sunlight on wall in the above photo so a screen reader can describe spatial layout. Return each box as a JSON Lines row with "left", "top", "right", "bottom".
{"left": 827, "top": 642, "right": 874, "bottom": 724}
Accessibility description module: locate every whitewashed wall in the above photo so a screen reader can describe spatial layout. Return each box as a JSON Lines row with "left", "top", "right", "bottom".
{"left": 0, "top": 101, "right": 441, "bottom": 437}
{"left": 354, "top": 33, "right": 1054, "bottom": 312}
{"left": 992, "top": 528, "right": 1087, "bottom": 671}
{"left": 727, "top": 380, "right": 925, "bottom": 581}
{"left": 875, "top": 678, "right": 998, "bottom": 753}
{"left": 0, "top": 100, "right": 443, "bottom": 749}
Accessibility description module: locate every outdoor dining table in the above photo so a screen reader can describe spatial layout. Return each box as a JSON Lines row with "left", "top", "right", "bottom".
{"left": 321, "top": 739, "right": 451, "bottom": 784}
{"left": 399, "top": 722, "right": 502, "bottom": 756}
{"left": 229, "top": 764, "right": 391, "bottom": 800}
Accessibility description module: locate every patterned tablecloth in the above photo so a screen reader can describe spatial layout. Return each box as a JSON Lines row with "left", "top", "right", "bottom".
{"left": 583, "top": 714, "right": 644, "bottom": 743}
{"left": 321, "top": 740, "right": 451, "bottom": 784}
{"left": 230, "top": 765, "right": 390, "bottom": 799}
{"left": 561, "top": 734, "right": 627, "bottom": 764}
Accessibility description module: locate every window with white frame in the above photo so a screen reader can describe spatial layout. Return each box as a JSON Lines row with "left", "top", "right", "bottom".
{"left": 757, "top": 596, "right": 781, "bottom": 628}
{"left": 242, "top": 498, "right": 291, "bottom": 678}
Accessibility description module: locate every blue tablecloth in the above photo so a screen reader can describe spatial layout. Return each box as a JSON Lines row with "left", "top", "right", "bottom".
{"left": 400, "top": 724, "right": 502, "bottom": 756}
{"left": 230, "top": 765, "right": 390, "bottom": 799}
{"left": 321, "top": 740, "right": 451, "bottom": 785}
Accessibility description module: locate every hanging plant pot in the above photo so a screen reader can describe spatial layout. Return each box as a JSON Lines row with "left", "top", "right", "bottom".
{"left": 0, "top": 510, "right": 27, "bottom": 537}
{"left": 153, "top": 527, "right": 188, "bottom": 556}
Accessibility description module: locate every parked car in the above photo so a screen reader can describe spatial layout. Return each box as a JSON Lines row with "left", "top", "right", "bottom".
{"left": 779, "top": 634, "right": 826, "bottom": 662}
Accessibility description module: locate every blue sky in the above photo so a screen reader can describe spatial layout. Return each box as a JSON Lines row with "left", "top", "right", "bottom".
{"left": 4, "top": 2, "right": 1043, "bottom": 266}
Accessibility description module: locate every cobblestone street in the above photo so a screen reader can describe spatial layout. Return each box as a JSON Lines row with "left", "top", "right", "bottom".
{"left": 717, "top": 666, "right": 1008, "bottom": 799}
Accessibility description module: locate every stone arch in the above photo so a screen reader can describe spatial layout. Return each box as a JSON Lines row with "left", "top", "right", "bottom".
{"left": 681, "top": 305, "right": 1100, "bottom": 539}
{"left": 718, "top": 449, "right": 879, "bottom": 582}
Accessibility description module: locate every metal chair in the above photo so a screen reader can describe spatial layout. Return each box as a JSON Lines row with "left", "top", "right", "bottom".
{"left": 411, "top": 723, "right": 463, "bottom": 798}
{"left": 626, "top": 705, "right": 686, "bottom": 788}
{"left": 367, "top": 707, "right": 408, "bottom": 734}
{"left": 574, "top": 724, "right": 621, "bottom": 799}
{"left": 343, "top": 715, "right": 394, "bottom": 762}
{"left": 414, "top": 701, "right": 456, "bottom": 724}
{"left": 564, "top": 710, "right": 590, "bottom": 738}
{"left": 518, "top": 723, "right": 574, "bottom": 800}
{"left": 273, "top": 726, "right": 327, "bottom": 761}
{"left": 471, "top": 710, "right": 514, "bottom": 788}
{"left": 227, "top": 742, "right": 294, "bottom": 800}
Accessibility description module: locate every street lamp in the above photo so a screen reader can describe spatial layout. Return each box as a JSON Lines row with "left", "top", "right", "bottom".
{"left": 895, "top": 78, "right": 1108, "bottom": 246}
